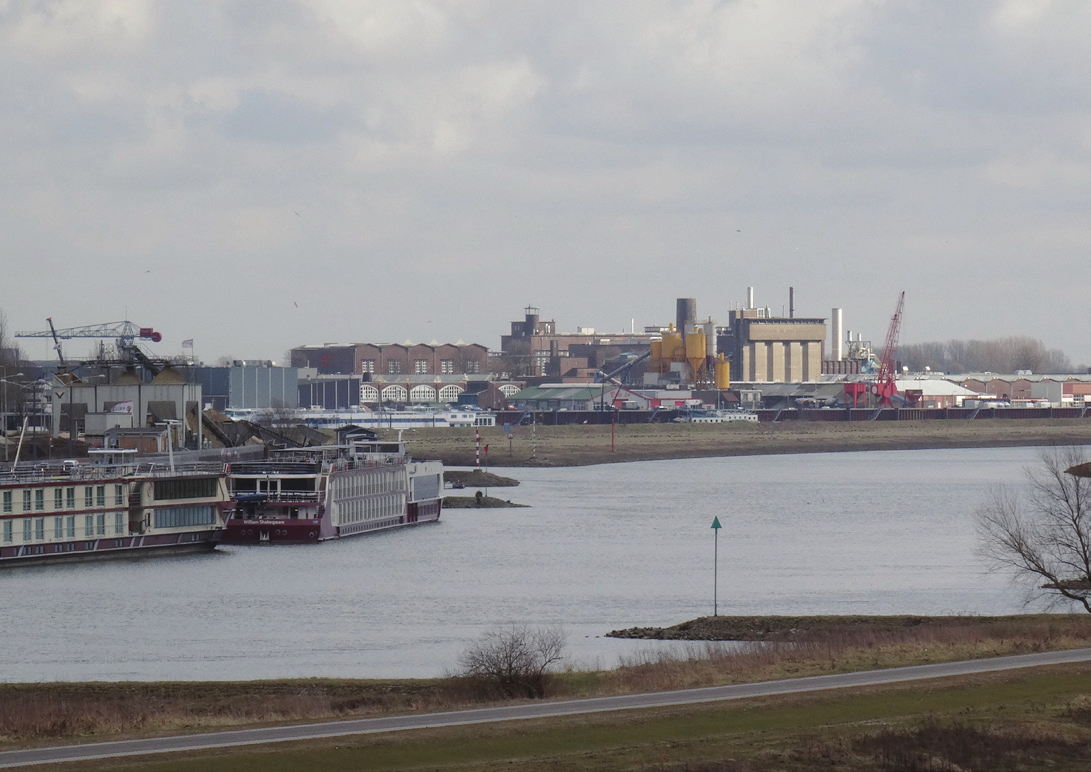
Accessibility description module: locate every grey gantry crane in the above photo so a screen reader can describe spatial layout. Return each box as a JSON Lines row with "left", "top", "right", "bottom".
{"left": 16, "top": 319, "right": 164, "bottom": 374}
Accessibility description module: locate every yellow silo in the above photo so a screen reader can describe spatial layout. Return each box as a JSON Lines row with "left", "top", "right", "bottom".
{"left": 686, "top": 327, "right": 706, "bottom": 380}
{"left": 662, "top": 330, "right": 685, "bottom": 362}
{"left": 714, "top": 354, "right": 731, "bottom": 390}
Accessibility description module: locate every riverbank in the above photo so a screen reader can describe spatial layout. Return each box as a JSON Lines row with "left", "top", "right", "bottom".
{"left": 606, "top": 613, "right": 1091, "bottom": 641}
{"left": 391, "top": 417, "right": 1091, "bottom": 467}
{"left": 5, "top": 614, "right": 1091, "bottom": 759}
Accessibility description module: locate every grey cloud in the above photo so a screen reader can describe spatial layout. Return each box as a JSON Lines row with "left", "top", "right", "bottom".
{"left": 220, "top": 88, "right": 355, "bottom": 143}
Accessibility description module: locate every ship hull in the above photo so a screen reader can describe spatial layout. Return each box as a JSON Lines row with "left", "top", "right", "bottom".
{"left": 0, "top": 532, "right": 220, "bottom": 567}
{"left": 222, "top": 498, "right": 442, "bottom": 544}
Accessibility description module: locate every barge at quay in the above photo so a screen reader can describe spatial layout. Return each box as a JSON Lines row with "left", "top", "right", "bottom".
{"left": 222, "top": 438, "right": 443, "bottom": 544}
{"left": 0, "top": 451, "right": 230, "bottom": 566}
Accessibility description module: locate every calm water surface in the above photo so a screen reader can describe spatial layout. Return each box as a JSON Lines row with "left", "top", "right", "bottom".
{"left": 2, "top": 446, "right": 1076, "bottom": 682}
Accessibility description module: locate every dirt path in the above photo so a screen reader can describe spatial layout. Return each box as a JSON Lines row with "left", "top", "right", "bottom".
{"left": 388, "top": 418, "right": 1091, "bottom": 467}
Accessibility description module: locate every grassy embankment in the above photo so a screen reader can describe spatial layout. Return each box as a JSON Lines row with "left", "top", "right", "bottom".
{"left": 390, "top": 417, "right": 1091, "bottom": 468}
{"left": 58, "top": 666, "right": 1091, "bottom": 771}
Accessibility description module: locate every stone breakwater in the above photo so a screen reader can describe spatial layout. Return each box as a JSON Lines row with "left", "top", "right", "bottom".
{"left": 606, "top": 615, "right": 1061, "bottom": 641}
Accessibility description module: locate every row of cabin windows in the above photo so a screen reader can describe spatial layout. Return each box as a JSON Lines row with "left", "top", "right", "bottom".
{"left": 153, "top": 506, "right": 217, "bottom": 529}
{"left": 331, "top": 470, "right": 404, "bottom": 499}
{"left": 337, "top": 494, "right": 401, "bottom": 525}
{"left": 153, "top": 477, "right": 219, "bottom": 502}
{"left": 3, "top": 513, "right": 126, "bottom": 543}
{"left": 2, "top": 486, "right": 125, "bottom": 514}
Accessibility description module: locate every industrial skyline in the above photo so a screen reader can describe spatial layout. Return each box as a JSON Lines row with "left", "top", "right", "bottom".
{"left": 3, "top": 4, "right": 1089, "bottom": 365}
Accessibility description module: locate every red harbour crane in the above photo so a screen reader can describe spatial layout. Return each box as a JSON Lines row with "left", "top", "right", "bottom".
{"left": 870, "top": 291, "right": 905, "bottom": 408}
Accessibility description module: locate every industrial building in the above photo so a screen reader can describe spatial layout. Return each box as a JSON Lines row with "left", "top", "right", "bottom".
{"left": 194, "top": 364, "right": 298, "bottom": 413}
{"left": 499, "top": 306, "right": 659, "bottom": 380}
{"left": 291, "top": 342, "right": 489, "bottom": 377}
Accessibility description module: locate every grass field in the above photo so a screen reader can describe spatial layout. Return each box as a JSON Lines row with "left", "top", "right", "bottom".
{"left": 387, "top": 418, "right": 1091, "bottom": 467}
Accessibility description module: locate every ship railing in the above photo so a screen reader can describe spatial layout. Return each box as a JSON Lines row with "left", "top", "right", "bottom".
{"left": 230, "top": 462, "right": 319, "bottom": 476}
{"left": 330, "top": 455, "right": 406, "bottom": 471}
{"left": 128, "top": 462, "right": 228, "bottom": 477}
{"left": 0, "top": 460, "right": 226, "bottom": 485}
{"left": 232, "top": 491, "right": 321, "bottom": 503}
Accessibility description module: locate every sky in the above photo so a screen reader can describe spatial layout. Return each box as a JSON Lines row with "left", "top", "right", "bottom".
{"left": 2, "top": 1, "right": 1090, "bottom": 367}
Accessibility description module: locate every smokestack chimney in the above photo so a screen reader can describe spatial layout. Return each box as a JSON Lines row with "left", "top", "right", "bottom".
{"left": 789, "top": 287, "right": 795, "bottom": 319}
{"left": 746, "top": 287, "right": 755, "bottom": 309}
{"left": 831, "top": 308, "right": 843, "bottom": 360}
{"left": 676, "top": 298, "right": 696, "bottom": 339}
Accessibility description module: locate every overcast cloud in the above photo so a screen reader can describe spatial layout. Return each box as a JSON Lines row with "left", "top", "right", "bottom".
{"left": 2, "top": 1, "right": 1089, "bottom": 366}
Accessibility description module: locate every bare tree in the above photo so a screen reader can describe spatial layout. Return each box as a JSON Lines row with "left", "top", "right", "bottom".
{"left": 976, "top": 446, "right": 1091, "bottom": 611}
{"left": 901, "top": 336, "right": 1073, "bottom": 374}
{"left": 454, "top": 625, "right": 566, "bottom": 698}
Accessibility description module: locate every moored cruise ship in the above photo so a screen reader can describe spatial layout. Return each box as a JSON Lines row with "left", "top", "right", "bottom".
{"left": 222, "top": 438, "right": 443, "bottom": 544}
{"left": 0, "top": 451, "right": 231, "bottom": 566}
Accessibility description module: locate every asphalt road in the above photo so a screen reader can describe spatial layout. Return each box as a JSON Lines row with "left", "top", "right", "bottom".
{"left": 4, "top": 647, "right": 1091, "bottom": 768}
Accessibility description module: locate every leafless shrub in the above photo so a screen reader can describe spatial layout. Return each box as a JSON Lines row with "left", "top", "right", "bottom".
{"left": 454, "top": 625, "right": 566, "bottom": 699}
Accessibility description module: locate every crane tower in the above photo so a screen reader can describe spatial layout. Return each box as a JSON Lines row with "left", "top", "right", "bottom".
{"left": 870, "top": 292, "right": 905, "bottom": 408}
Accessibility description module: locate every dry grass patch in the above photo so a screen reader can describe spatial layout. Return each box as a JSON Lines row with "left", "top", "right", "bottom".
{"left": 594, "top": 614, "right": 1091, "bottom": 695}
{"left": 393, "top": 419, "right": 1091, "bottom": 468}
{"left": 0, "top": 679, "right": 452, "bottom": 746}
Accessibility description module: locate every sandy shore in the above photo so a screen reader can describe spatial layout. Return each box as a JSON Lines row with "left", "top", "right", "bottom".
{"left": 386, "top": 417, "right": 1091, "bottom": 467}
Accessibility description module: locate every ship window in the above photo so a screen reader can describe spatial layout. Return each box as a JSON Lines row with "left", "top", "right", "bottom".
{"left": 96, "top": 486, "right": 106, "bottom": 507}
{"left": 23, "top": 490, "right": 31, "bottom": 512}
{"left": 115, "top": 485, "right": 124, "bottom": 506}
{"left": 96, "top": 514, "right": 106, "bottom": 535}
{"left": 66, "top": 488, "right": 75, "bottom": 508}
{"left": 115, "top": 512, "right": 124, "bottom": 534}
{"left": 2, "top": 520, "right": 10, "bottom": 542}
{"left": 3, "top": 491, "right": 10, "bottom": 513}
{"left": 85, "top": 487, "right": 93, "bottom": 508}
{"left": 154, "top": 505, "right": 216, "bottom": 529}
{"left": 154, "top": 477, "right": 218, "bottom": 501}
{"left": 23, "top": 519, "right": 31, "bottom": 541}
{"left": 66, "top": 516, "right": 75, "bottom": 538}
{"left": 35, "top": 518, "right": 44, "bottom": 540}
{"left": 54, "top": 516, "right": 63, "bottom": 539}
{"left": 35, "top": 490, "right": 44, "bottom": 511}
{"left": 85, "top": 515, "right": 94, "bottom": 538}
{"left": 54, "top": 489, "right": 63, "bottom": 510}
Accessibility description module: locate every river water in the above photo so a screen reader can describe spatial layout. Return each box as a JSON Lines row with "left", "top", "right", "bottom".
{"left": 1, "top": 446, "right": 1078, "bottom": 682}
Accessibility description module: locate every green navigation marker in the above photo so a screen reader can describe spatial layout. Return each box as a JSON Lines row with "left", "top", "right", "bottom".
{"left": 711, "top": 516, "right": 722, "bottom": 615}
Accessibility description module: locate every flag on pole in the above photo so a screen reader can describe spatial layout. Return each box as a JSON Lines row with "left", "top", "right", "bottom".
{"left": 182, "top": 339, "right": 194, "bottom": 348}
